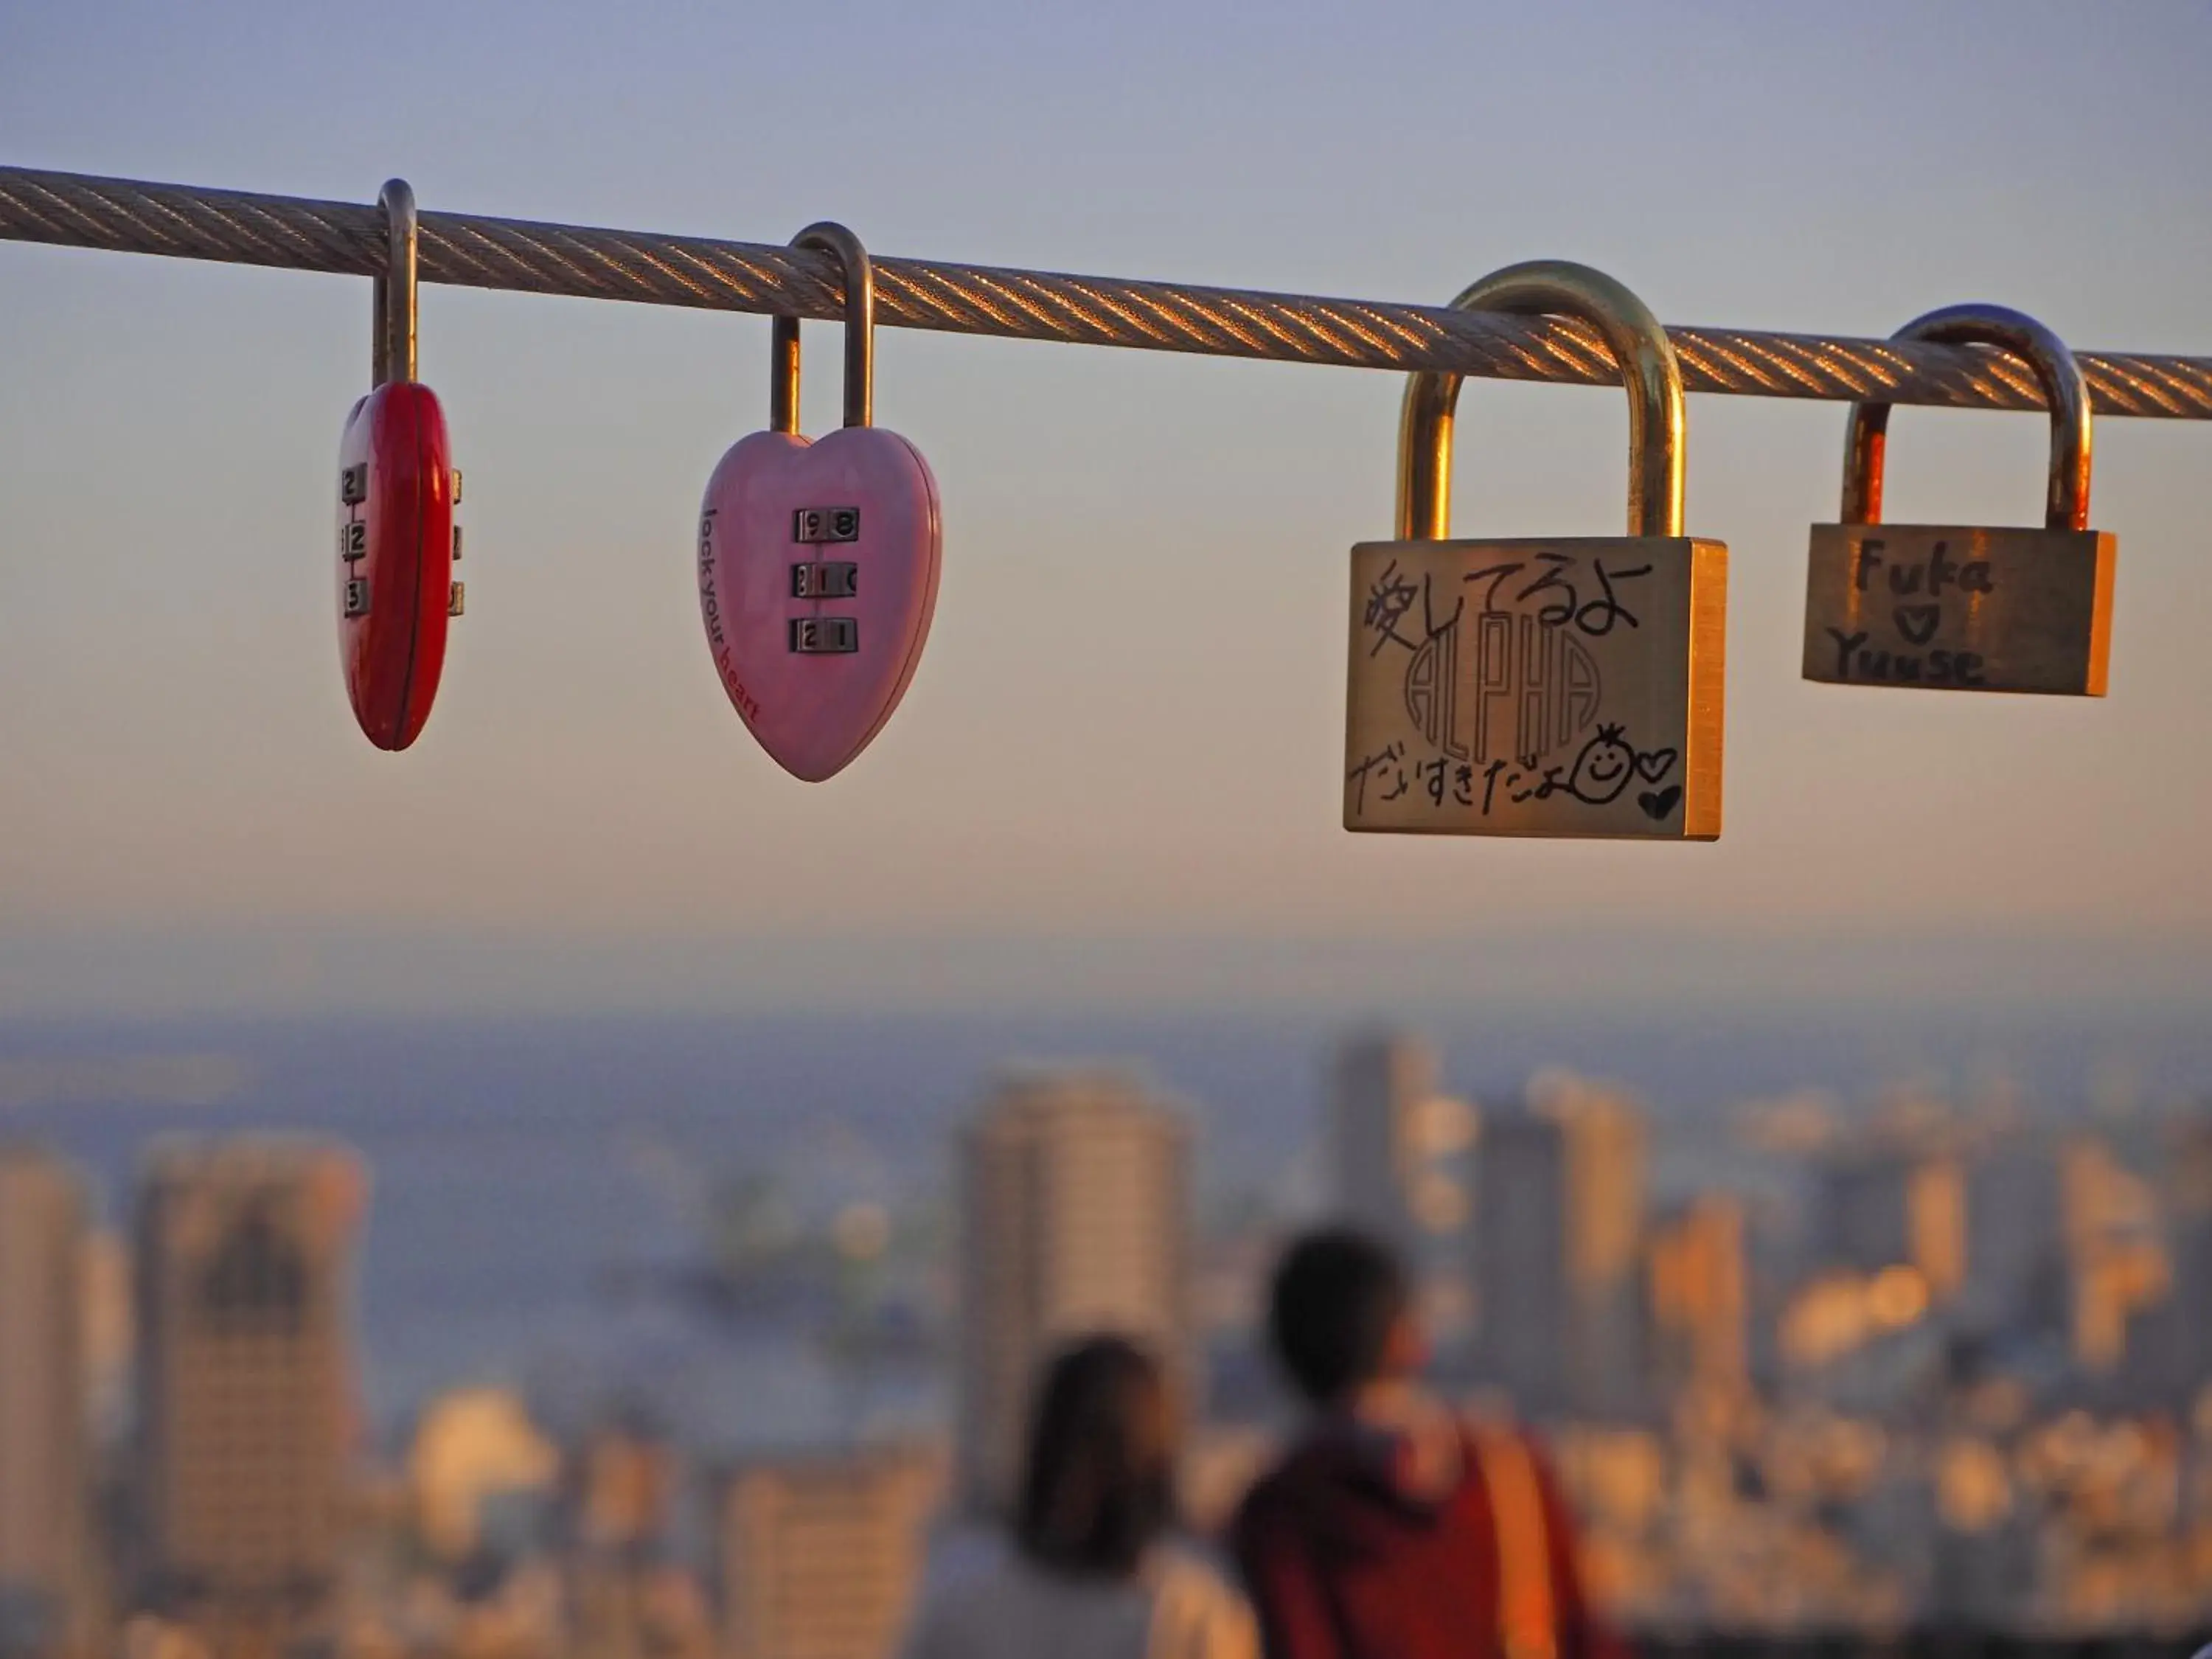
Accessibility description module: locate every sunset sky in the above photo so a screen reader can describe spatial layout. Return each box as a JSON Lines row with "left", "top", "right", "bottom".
{"left": 2, "top": 1, "right": 2208, "bottom": 1015}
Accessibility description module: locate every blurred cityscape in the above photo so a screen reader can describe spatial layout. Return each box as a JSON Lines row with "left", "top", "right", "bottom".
{"left": 6, "top": 1026, "right": 2212, "bottom": 1658}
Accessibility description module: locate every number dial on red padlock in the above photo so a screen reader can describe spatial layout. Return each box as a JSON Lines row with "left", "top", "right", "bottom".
{"left": 336, "top": 381, "right": 458, "bottom": 751}
{"left": 698, "top": 427, "right": 940, "bottom": 780}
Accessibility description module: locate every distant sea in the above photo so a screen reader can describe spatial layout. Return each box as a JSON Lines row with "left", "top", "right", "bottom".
{"left": 2, "top": 1001, "right": 2208, "bottom": 1454}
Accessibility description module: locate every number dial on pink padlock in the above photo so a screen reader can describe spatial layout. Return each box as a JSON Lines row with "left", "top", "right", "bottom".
{"left": 698, "top": 223, "right": 942, "bottom": 782}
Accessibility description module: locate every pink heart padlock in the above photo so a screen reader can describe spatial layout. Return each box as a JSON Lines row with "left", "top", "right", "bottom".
{"left": 698, "top": 223, "right": 942, "bottom": 782}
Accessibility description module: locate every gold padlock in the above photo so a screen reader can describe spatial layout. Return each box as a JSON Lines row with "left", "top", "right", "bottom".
{"left": 1344, "top": 262, "right": 1726, "bottom": 841}
{"left": 1802, "top": 305, "right": 2115, "bottom": 696}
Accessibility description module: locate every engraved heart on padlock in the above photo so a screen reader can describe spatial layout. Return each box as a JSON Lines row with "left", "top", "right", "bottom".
{"left": 698, "top": 425, "right": 941, "bottom": 782}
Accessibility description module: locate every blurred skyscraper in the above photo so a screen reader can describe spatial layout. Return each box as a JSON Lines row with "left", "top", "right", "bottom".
{"left": 1960, "top": 1138, "right": 2066, "bottom": 1337}
{"left": 133, "top": 1141, "right": 365, "bottom": 1659}
{"left": 1329, "top": 1031, "right": 1475, "bottom": 1267}
{"left": 956, "top": 1068, "right": 1189, "bottom": 1513}
{"left": 2110, "top": 1118, "right": 2211, "bottom": 1402}
{"left": 2058, "top": 1135, "right": 2165, "bottom": 1377}
{"left": 1644, "top": 1193, "right": 1750, "bottom": 1405}
{"left": 718, "top": 1446, "right": 940, "bottom": 1659}
{"left": 0, "top": 1148, "right": 96, "bottom": 1659}
{"left": 2155, "top": 1118, "right": 2212, "bottom": 1399}
{"left": 1817, "top": 1145, "right": 1966, "bottom": 1306}
{"left": 566, "top": 1415, "right": 697, "bottom": 1659}
{"left": 1474, "top": 1073, "right": 1646, "bottom": 1420}
{"left": 1331, "top": 1031, "right": 1434, "bottom": 1259}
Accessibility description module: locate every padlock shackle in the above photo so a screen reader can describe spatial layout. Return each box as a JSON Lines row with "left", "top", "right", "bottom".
{"left": 1397, "top": 260, "right": 1685, "bottom": 542}
{"left": 372, "top": 178, "right": 417, "bottom": 387}
{"left": 769, "top": 221, "right": 874, "bottom": 434}
{"left": 1840, "top": 304, "right": 2092, "bottom": 532}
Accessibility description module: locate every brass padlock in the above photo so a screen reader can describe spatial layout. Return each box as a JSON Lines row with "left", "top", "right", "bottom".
{"left": 1345, "top": 261, "right": 1726, "bottom": 841}
{"left": 1802, "top": 305, "right": 2115, "bottom": 696}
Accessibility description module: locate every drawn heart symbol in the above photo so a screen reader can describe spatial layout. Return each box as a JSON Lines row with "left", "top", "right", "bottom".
{"left": 1893, "top": 603, "right": 1941, "bottom": 647}
{"left": 1638, "top": 785, "right": 1683, "bottom": 821}
{"left": 337, "top": 382, "right": 456, "bottom": 751}
{"left": 698, "top": 425, "right": 941, "bottom": 782}
{"left": 1633, "top": 748, "right": 1678, "bottom": 785}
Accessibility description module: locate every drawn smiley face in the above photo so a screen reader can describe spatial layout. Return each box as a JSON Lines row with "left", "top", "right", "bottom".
{"left": 1565, "top": 723, "right": 1637, "bottom": 806}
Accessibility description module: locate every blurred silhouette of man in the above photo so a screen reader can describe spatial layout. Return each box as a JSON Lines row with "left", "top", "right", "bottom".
{"left": 1230, "top": 1227, "right": 1618, "bottom": 1659}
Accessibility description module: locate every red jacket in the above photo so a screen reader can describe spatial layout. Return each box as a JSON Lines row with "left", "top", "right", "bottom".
{"left": 1229, "top": 1422, "right": 1619, "bottom": 1659}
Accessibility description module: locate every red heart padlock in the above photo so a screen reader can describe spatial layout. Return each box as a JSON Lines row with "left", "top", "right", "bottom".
{"left": 337, "top": 179, "right": 462, "bottom": 751}
{"left": 698, "top": 223, "right": 941, "bottom": 782}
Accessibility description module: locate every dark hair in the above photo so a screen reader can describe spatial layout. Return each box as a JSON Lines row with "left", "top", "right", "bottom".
{"left": 1014, "top": 1335, "right": 1175, "bottom": 1579}
{"left": 1267, "top": 1226, "right": 1411, "bottom": 1405}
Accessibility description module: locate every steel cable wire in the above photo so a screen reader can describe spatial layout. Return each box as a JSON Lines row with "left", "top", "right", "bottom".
{"left": 4, "top": 165, "right": 2210, "bottom": 419}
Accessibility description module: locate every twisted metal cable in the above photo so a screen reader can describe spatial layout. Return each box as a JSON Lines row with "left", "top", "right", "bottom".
{"left": 4, "top": 166, "right": 2209, "bottom": 420}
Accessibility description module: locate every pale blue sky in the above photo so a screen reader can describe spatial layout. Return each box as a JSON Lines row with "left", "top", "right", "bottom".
{"left": 1, "top": 1, "right": 2209, "bottom": 1013}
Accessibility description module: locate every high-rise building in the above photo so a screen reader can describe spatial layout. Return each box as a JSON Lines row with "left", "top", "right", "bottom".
{"left": 1960, "top": 1138, "right": 2065, "bottom": 1336}
{"left": 1473, "top": 1072, "right": 1645, "bottom": 1419}
{"left": 2155, "top": 1121, "right": 2212, "bottom": 1401}
{"left": 1329, "top": 1032, "right": 1475, "bottom": 1262}
{"left": 566, "top": 1415, "right": 696, "bottom": 1659}
{"left": 1644, "top": 1193, "right": 1749, "bottom": 1405}
{"left": 2109, "top": 1122, "right": 2208, "bottom": 1402}
{"left": 0, "top": 1147, "right": 96, "bottom": 1658}
{"left": 1475, "top": 1113, "right": 1568, "bottom": 1408}
{"left": 1816, "top": 1146, "right": 1966, "bottom": 1304}
{"left": 956, "top": 1069, "right": 1189, "bottom": 1513}
{"left": 719, "top": 1446, "right": 941, "bottom": 1659}
{"left": 133, "top": 1141, "right": 366, "bottom": 1658}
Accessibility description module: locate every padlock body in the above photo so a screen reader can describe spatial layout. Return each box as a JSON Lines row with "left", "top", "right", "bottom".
{"left": 337, "top": 382, "right": 456, "bottom": 751}
{"left": 1346, "top": 536, "right": 1726, "bottom": 840}
{"left": 1803, "top": 524, "right": 2114, "bottom": 696}
{"left": 698, "top": 425, "right": 942, "bottom": 782}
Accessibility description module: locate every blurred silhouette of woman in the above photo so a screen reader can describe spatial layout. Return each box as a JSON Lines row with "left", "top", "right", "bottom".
{"left": 902, "top": 1335, "right": 1258, "bottom": 1659}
